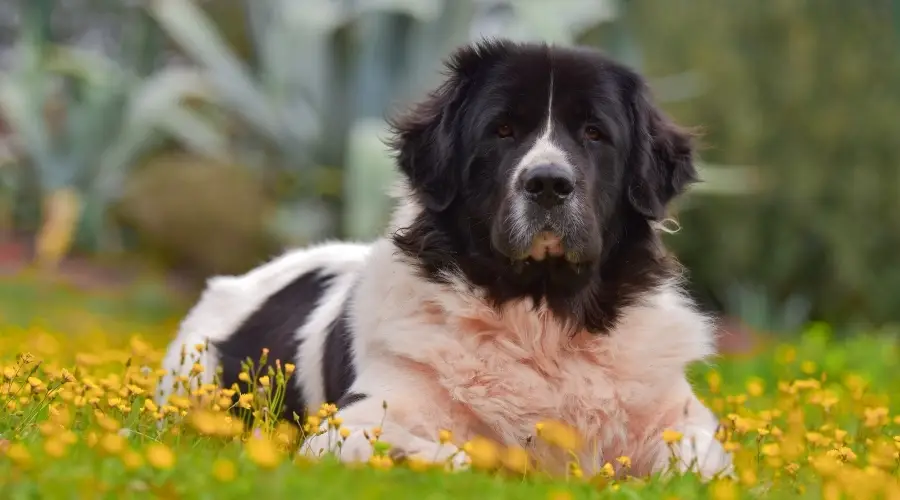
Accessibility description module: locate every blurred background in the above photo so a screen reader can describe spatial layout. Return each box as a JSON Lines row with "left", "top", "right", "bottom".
{"left": 0, "top": 0, "right": 898, "bottom": 350}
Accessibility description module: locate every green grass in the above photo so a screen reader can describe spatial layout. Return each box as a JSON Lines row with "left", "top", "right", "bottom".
{"left": 1, "top": 275, "right": 899, "bottom": 499}
{"left": 0, "top": 272, "right": 186, "bottom": 330}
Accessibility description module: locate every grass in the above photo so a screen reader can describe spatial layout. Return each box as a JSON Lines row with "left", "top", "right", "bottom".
{"left": 1, "top": 274, "right": 900, "bottom": 499}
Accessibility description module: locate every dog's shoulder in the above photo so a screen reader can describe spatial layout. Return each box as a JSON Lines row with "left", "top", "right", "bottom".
{"left": 605, "top": 279, "right": 718, "bottom": 371}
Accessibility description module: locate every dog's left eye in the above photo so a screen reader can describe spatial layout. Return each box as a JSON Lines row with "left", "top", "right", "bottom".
{"left": 584, "top": 126, "right": 603, "bottom": 142}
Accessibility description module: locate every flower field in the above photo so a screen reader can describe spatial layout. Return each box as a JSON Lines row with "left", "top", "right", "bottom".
{"left": 1, "top": 276, "right": 899, "bottom": 499}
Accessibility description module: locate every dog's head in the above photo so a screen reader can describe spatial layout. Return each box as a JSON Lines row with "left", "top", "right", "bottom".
{"left": 390, "top": 39, "right": 698, "bottom": 333}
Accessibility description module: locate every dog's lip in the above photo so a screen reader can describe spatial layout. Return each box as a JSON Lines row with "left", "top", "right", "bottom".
{"left": 528, "top": 231, "right": 564, "bottom": 261}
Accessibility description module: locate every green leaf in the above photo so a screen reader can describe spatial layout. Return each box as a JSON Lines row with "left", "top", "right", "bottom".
{"left": 148, "top": 0, "right": 295, "bottom": 144}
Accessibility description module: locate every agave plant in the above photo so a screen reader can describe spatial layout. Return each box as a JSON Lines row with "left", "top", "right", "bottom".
{"left": 0, "top": 1, "right": 229, "bottom": 267}
{"left": 148, "top": 0, "right": 629, "bottom": 242}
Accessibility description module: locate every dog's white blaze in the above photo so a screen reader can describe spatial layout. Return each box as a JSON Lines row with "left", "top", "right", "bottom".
{"left": 507, "top": 73, "right": 579, "bottom": 242}
{"left": 510, "top": 74, "right": 572, "bottom": 184}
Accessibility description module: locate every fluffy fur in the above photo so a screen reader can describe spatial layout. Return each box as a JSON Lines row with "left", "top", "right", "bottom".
{"left": 157, "top": 39, "right": 732, "bottom": 479}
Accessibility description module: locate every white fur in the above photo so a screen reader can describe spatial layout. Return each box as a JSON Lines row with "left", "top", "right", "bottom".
{"left": 156, "top": 241, "right": 370, "bottom": 407}
{"left": 307, "top": 194, "right": 729, "bottom": 478}
{"left": 158, "top": 189, "right": 731, "bottom": 479}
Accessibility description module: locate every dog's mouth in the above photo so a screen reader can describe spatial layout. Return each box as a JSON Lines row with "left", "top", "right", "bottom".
{"left": 527, "top": 231, "right": 565, "bottom": 261}
{"left": 510, "top": 231, "right": 584, "bottom": 265}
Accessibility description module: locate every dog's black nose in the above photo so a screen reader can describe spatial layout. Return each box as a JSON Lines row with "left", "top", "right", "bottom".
{"left": 521, "top": 164, "right": 575, "bottom": 208}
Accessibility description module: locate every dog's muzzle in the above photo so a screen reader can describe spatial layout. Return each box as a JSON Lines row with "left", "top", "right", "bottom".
{"left": 520, "top": 163, "right": 575, "bottom": 210}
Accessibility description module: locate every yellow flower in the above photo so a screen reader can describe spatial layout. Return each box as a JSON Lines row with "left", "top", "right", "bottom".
{"left": 191, "top": 363, "right": 205, "bottom": 376}
{"left": 99, "top": 433, "right": 126, "bottom": 455}
{"left": 259, "top": 376, "right": 270, "bottom": 388}
{"left": 96, "top": 413, "right": 120, "bottom": 433}
{"left": 569, "top": 463, "right": 583, "bottom": 479}
{"left": 740, "top": 468, "right": 758, "bottom": 486}
{"left": 827, "top": 446, "right": 857, "bottom": 463}
{"left": 85, "top": 431, "right": 99, "bottom": 448}
{"left": 462, "top": 436, "right": 500, "bottom": 470}
{"left": 535, "top": 420, "right": 581, "bottom": 451}
{"left": 43, "top": 439, "right": 67, "bottom": 458}
{"left": 438, "top": 429, "right": 453, "bottom": 445}
{"left": 39, "top": 421, "right": 62, "bottom": 437}
{"left": 146, "top": 443, "right": 176, "bottom": 470}
{"left": 368, "top": 454, "right": 393, "bottom": 470}
{"left": 806, "top": 432, "right": 824, "bottom": 445}
{"left": 406, "top": 457, "right": 431, "bottom": 473}
{"left": 238, "top": 372, "right": 251, "bottom": 383}
{"left": 864, "top": 407, "right": 889, "bottom": 428}
{"left": 121, "top": 450, "right": 144, "bottom": 471}
{"left": 746, "top": 378, "right": 765, "bottom": 397}
{"left": 58, "top": 430, "right": 78, "bottom": 446}
{"left": 212, "top": 459, "right": 237, "bottom": 482}
{"left": 218, "top": 417, "right": 245, "bottom": 438}
{"left": 237, "top": 393, "right": 253, "bottom": 409}
{"left": 339, "top": 427, "right": 351, "bottom": 439}
{"left": 49, "top": 405, "right": 71, "bottom": 426}
{"left": 761, "top": 443, "right": 781, "bottom": 457}
{"left": 616, "top": 455, "right": 632, "bottom": 469}
{"left": 143, "top": 399, "right": 159, "bottom": 414}
{"left": 662, "top": 429, "right": 684, "bottom": 445}
{"left": 169, "top": 396, "right": 191, "bottom": 410}
{"left": 599, "top": 462, "right": 615, "bottom": 478}
{"left": 190, "top": 410, "right": 221, "bottom": 435}
{"left": 275, "top": 421, "right": 301, "bottom": 448}
{"left": 834, "top": 429, "right": 849, "bottom": 444}
{"left": 246, "top": 435, "right": 282, "bottom": 470}
{"left": 5, "top": 443, "right": 33, "bottom": 469}
{"left": 709, "top": 478, "right": 738, "bottom": 500}
{"left": 284, "top": 364, "right": 296, "bottom": 377}
{"left": 501, "top": 446, "right": 530, "bottom": 474}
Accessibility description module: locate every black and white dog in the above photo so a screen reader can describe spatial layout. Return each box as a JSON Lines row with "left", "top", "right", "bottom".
{"left": 158, "top": 39, "right": 731, "bottom": 478}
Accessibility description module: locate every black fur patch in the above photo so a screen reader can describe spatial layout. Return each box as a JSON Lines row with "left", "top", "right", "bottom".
{"left": 388, "top": 39, "right": 696, "bottom": 334}
{"left": 336, "top": 391, "right": 367, "bottom": 409}
{"left": 214, "top": 269, "right": 334, "bottom": 424}
{"left": 323, "top": 298, "right": 357, "bottom": 405}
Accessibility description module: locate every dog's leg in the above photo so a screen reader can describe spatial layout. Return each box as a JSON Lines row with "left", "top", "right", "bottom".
{"left": 300, "top": 395, "right": 469, "bottom": 470}
{"left": 649, "top": 394, "right": 733, "bottom": 480}
{"left": 298, "top": 357, "right": 470, "bottom": 470}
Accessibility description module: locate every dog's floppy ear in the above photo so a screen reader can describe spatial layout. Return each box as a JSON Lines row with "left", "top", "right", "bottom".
{"left": 625, "top": 77, "right": 699, "bottom": 220}
{"left": 388, "top": 39, "right": 510, "bottom": 212}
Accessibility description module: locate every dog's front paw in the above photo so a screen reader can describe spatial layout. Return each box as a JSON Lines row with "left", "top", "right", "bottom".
{"left": 653, "top": 426, "right": 734, "bottom": 481}
{"left": 300, "top": 428, "right": 469, "bottom": 471}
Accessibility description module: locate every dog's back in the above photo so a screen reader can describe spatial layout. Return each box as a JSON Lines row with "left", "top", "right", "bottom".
{"left": 155, "top": 241, "right": 371, "bottom": 420}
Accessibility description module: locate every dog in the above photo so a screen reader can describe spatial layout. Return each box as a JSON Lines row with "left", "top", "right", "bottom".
{"left": 157, "top": 38, "right": 732, "bottom": 479}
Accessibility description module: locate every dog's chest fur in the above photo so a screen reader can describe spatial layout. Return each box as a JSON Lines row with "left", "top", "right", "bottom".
{"left": 352, "top": 241, "right": 716, "bottom": 472}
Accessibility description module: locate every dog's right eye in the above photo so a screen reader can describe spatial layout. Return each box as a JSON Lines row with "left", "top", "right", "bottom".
{"left": 496, "top": 124, "right": 514, "bottom": 139}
